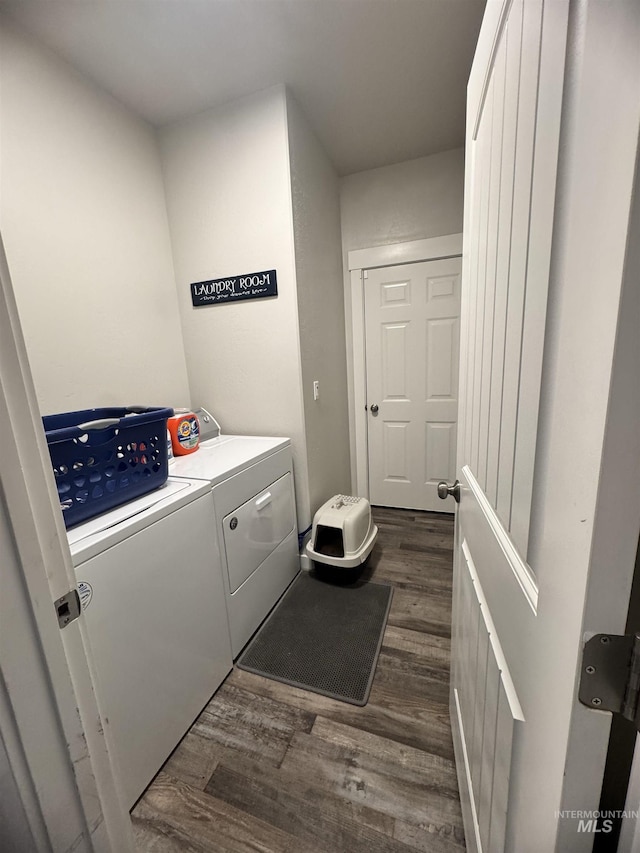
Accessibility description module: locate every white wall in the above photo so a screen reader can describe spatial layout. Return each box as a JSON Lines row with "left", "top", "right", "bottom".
{"left": 340, "top": 148, "right": 465, "bottom": 489}
{"left": 286, "top": 94, "right": 351, "bottom": 518}
{"left": 0, "top": 732, "right": 36, "bottom": 853}
{"left": 340, "top": 147, "right": 465, "bottom": 254}
{"left": 159, "top": 86, "right": 312, "bottom": 523}
{"left": 0, "top": 19, "right": 190, "bottom": 415}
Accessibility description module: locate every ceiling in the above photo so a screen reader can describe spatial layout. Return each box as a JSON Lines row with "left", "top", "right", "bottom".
{"left": 0, "top": 0, "right": 485, "bottom": 176}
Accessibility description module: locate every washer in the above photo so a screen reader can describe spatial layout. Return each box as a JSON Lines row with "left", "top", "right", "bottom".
{"left": 68, "top": 476, "right": 232, "bottom": 809}
{"left": 169, "top": 409, "right": 300, "bottom": 659}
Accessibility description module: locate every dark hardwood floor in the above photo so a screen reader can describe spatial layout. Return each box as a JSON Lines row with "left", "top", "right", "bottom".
{"left": 132, "top": 507, "right": 465, "bottom": 853}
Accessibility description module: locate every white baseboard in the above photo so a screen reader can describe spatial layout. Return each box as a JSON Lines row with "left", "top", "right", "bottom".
{"left": 299, "top": 552, "right": 311, "bottom": 571}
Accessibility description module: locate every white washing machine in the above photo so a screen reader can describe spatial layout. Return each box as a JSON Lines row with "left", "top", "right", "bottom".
{"left": 68, "top": 476, "right": 232, "bottom": 809}
{"left": 169, "top": 409, "right": 300, "bottom": 659}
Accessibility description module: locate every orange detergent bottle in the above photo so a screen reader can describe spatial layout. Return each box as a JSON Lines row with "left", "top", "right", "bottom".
{"left": 167, "top": 410, "right": 200, "bottom": 456}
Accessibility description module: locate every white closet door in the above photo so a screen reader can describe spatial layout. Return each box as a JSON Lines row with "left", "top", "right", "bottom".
{"left": 450, "top": 0, "right": 640, "bottom": 850}
{"left": 364, "top": 257, "right": 461, "bottom": 512}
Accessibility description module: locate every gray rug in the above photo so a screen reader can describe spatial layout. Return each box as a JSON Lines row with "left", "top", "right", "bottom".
{"left": 237, "top": 571, "right": 393, "bottom": 706}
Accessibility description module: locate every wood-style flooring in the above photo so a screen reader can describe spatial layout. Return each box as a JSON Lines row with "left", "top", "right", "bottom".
{"left": 132, "top": 507, "right": 465, "bottom": 853}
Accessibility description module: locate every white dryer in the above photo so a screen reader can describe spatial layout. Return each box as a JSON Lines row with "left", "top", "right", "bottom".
{"left": 169, "top": 410, "right": 300, "bottom": 659}
{"left": 68, "top": 477, "right": 232, "bottom": 808}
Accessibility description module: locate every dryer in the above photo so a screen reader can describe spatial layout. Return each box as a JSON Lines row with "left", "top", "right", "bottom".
{"left": 169, "top": 410, "right": 300, "bottom": 658}
{"left": 68, "top": 476, "right": 232, "bottom": 808}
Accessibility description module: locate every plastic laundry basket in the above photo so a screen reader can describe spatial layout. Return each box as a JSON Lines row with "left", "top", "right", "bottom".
{"left": 43, "top": 406, "right": 173, "bottom": 528}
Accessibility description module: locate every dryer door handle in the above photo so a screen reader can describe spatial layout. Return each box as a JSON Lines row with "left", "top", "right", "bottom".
{"left": 255, "top": 491, "right": 272, "bottom": 511}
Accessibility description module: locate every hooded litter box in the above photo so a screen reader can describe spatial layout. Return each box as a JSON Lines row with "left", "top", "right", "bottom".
{"left": 306, "top": 495, "right": 378, "bottom": 569}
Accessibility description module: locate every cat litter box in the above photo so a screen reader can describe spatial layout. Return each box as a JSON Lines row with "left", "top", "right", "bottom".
{"left": 306, "top": 495, "right": 378, "bottom": 569}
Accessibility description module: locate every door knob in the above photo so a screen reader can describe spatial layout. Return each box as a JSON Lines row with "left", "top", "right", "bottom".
{"left": 370, "top": 404, "right": 379, "bottom": 414}
{"left": 437, "top": 479, "right": 460, "bottom": 503}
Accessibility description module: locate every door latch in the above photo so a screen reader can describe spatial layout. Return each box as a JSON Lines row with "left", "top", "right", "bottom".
{"left": 55, "top": 589, "right": 81, "bottom": 629}
{"left": 579, "top": 633, "right": 640, "bottom": 729}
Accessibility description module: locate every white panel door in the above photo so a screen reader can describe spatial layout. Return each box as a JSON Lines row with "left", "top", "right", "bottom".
{"left": 364, "top": 258, "right": 461, "bottom": 512}
{"left": 450, "top": 1, "right": 640, "bottom": 852}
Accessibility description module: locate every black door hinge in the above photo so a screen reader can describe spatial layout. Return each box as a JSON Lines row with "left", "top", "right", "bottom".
{"left": 579, "top": 633, "right": 640, "bottom": 728}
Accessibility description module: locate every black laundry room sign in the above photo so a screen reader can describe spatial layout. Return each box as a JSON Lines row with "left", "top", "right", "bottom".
{"left": 190, "top": 269, "right": 278, "bottom": 307}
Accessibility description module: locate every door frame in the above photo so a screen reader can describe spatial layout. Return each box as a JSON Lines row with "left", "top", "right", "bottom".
{"left": 347, "top": 232, "right": 463, "bottom": 499}
{"left": 0, "top": 231, "right": 135, "bottom": 852}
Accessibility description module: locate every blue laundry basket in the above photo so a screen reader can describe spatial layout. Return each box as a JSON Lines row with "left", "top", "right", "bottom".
{"left": 43, "top": 406, "right": 174, "bottom": 528}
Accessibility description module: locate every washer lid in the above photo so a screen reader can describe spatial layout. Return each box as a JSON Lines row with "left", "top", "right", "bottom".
{"left": 169, "top": 435, "right": 290, "bottom": 485}
{"left": 68, "top": 477, "right": 210, "bottom": 565}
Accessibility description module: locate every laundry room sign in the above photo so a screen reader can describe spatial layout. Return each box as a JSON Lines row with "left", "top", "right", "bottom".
{"left": 190, "top": 269, "right": 278, "bottom": 307}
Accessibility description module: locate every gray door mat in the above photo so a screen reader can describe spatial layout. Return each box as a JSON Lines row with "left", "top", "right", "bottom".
{"left": 237, "top": 571, "right": 393, "bottom": 706}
